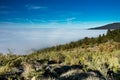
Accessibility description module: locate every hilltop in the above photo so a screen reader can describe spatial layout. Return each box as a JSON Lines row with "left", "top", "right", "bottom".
{"left": 89, "top": 22, "right": 120, "bottom": 29}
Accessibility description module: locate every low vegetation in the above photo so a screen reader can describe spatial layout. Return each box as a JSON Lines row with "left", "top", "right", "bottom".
{"left": 0, "top": 29, "right": 120, "bottom": 80}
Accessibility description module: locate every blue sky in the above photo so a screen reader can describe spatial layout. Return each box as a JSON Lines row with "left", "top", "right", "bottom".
{"left": 0, "top": 0, "right": 120, "bottom": 28}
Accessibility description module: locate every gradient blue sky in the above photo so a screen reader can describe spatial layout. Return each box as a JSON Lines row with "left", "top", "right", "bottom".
{"left": 0, "top": 0, "right": 120, "bottom": 28}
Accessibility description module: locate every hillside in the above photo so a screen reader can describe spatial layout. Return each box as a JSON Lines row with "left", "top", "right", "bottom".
{"left": 0, "top": 29, "right": 120, "bottom": 80}
{"left": 89, "top": 22, "right": 120, "bottom": 29}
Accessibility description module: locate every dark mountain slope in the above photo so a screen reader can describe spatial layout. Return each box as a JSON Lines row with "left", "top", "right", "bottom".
{"left": 89, "top": 22, "right": 120, "bottom": 29}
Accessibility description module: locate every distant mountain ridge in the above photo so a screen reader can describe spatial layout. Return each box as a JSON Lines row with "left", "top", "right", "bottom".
{"left": 89, "top": 22, "right": 120, "bottom": 29}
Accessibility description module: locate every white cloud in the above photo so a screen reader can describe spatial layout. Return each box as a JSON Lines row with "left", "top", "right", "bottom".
{"left": 0, "top": 20, "right": 116, "bottom": 29}
{"left": 65, "top": 17, "right": 76, "bottom": 24}
{"left": 32, "top": 18, "right": 47, "bottom": 23}
{"left": 0, "top": 6, "right": 12, "bottom": 14}
{"left": 25, "top": 4, "right": 47, "bottom": 10}
{"left": 0, "top": 6, "right": 8, "bottom": 9}
{"left": 66, "top": 17, "right": 76, "bottom": 21}
{"left": 0, "top": 21, "right": 24, "bottom": 25}
{"left": 30, "top": 6, "right": 46, "bottom": 9}
{"left": 0, "top": 11, "right": 10, "bottom": 14}
{"left": 0, "top": 10, "right": 18, "bottom": 14}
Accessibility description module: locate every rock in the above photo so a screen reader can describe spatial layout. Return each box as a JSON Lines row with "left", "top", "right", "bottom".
{"left": 87, "top": 71, "right": 97, "bottom": 76}
{"left": 48, "top": 60, "right": 57, "bottom": 64}
{"left": 31, "top": 76, "right": 37, "bottom": 80}
{"left": 71, "top": 65, "right": 83, "bottom": 69}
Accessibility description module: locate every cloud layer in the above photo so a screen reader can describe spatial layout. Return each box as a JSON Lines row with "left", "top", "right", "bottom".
{"left": 0, "top": 28, "right": 107, "bottom": 54}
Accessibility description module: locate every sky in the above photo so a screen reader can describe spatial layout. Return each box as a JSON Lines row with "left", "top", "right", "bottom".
{"left": 0, "top": 0, "right": 120, "bottom": 28}
{"left": 0, "top": 0, "right": 113, "bottom": 54}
